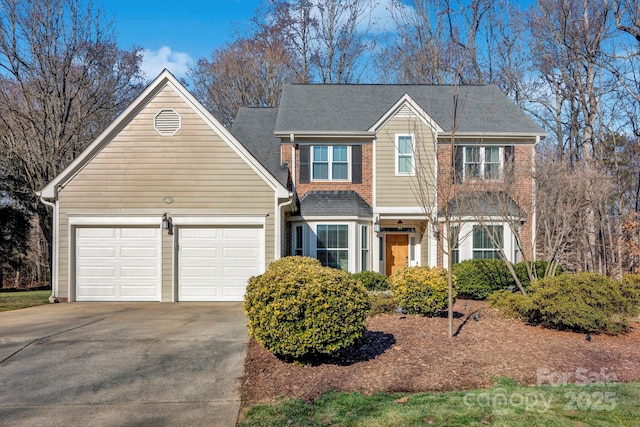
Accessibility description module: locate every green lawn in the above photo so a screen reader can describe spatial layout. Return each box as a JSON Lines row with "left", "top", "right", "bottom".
{"left": 239, "top": 378, "right": 640, "bottom": 426}
{"left": 0, "top": 290, "right": 51, "bottom": 312}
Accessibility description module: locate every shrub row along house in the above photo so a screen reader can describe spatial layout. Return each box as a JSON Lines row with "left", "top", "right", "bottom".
{"left": 39, "top": 70, "right": 545, "bottom": 302}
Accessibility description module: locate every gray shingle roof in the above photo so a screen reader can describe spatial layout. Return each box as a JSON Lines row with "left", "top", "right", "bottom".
{"left": 231, "top": 107, "right": 289, "bottom": 187}
{"left": 274, "top": 84, "right": 545, "bottom": 135}
{"left": 442, "top": 191, "right": 524, "bottom": 218}
{"left": 299, "top": 191, "right": 372, "bottom": 217}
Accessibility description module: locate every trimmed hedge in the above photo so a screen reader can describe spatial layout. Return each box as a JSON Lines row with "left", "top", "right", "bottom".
{"left": 390, "top": 266, "right": 453, "bottom": 316}
{"left": 244, "top": 256, "right": 370, "bottom": 360}
{"left": 453, "top": 259, "right": 562, "bottom": 300}
{"left": 490, "top": 272, "right": 638, "bottom": 335}
{"left": 352, "top": 270, "right": 390, "bottom": 291}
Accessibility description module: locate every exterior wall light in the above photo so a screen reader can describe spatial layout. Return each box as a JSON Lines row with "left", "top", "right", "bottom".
{"left": 162, "top": 213, "right": 173, "bottom": 235}
{"left": 397, "top": 220, "right": 403, "bottom": 230}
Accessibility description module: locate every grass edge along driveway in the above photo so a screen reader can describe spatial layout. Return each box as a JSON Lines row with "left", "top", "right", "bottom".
{"left": 0, "top": 290, "right": 51, "bottom": 312}
{"left": 238, "top": 378, "right": 640, "bottom": 427}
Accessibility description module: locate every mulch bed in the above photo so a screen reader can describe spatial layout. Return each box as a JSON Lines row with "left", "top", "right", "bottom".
{"left": 241, "top": 299, "right": 640, "bottom": 405}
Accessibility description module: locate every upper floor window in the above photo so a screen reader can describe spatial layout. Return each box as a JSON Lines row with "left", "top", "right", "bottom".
{"left": 464, "top": 146, "right": 502, "bottom": 181}
{"left": 396, "top": 134, "right": 414, "bottom": 175}
{"left": 312, "top": 146, "right": 349, "bottom": 181}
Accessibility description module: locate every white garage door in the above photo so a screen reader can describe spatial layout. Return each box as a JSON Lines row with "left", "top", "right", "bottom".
{"left": 178, "top": 226, "right": 263, "bottom": 301}
{"left": 75, "top": 227, "right": 161, "bottom": 301}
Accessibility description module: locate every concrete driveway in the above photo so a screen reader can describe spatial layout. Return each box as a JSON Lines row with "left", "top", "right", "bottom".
{"left": 0, "top": 302, "right": 248, "bottom": 426}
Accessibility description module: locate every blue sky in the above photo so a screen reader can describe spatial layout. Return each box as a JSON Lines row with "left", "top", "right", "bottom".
{"left": 101, "top": 0, "right": 263, "bottom": 79}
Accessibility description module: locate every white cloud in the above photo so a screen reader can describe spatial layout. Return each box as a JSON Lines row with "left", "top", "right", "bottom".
{"left": 140, "top": 46, "right": 193, "bottom": 80}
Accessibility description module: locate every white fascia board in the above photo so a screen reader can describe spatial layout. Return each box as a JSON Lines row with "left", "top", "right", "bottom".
{"left": 368, "top": 93, "right": 444, "bottom": 134}
{"left": 435, "top": 215, "right": 523, "bottom": 223}
{"left": 437, "top": 131, "right": 547, "bottom": 139}
{"left": 69, "top": 216, "right": 162, "bottom": 225}
{"left": 171, "top": 215, "right": 267, "bottom": 226}
{"left": 287, "top": 215, "right": 371, "bottom": 222}
{"left": 275, "top": 131, "right": 374, "bottom": 140}
{"left": 374, "top": 206, "right": 427, "bottom": 215}
{"left": 40, "top": 71, "right": 177, "bottom": 199}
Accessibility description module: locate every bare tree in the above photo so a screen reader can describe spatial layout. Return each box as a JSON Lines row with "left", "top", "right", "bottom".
{"left": 0, "top": 0, "right": 143, "bottom": 276}
{"left": 189, "top": 29, "right": 298, "bottom": 128}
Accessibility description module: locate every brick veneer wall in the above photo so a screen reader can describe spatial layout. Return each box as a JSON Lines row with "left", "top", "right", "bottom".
{"left": 436, "top": 142, "right": 535, "bottom": 267}
{"left": 282, "top": 142, "right": 374, "bottom": 206}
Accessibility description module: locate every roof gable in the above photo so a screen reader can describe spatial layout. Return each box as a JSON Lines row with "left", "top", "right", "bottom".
{"left": 40, "top": 69, "right": 289, "bottom": 199}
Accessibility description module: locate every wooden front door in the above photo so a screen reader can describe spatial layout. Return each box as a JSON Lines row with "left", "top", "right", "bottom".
{"left": 385, "top": 234, "right": 408, "bottom": 276}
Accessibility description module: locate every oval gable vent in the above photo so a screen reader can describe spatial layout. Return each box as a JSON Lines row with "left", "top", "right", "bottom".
{"left": 154, "top": 109, "right": 181, "bottom": 136}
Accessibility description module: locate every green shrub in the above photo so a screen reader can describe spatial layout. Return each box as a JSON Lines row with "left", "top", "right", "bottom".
{"left": 352, "top": 270, "right": 390, "bottom": 291}
{"left": 620, "top": 274, "right": 640, "bottom": 317}
{"left": 368, "top": 293, "right": 397, "bottom": 316}
{"left": 452, "top": 259, "right": 514, "bottom": 300}
{"left": 244, "top": 256, "right": 370, "bottom": 360}
{"left": 488, "top": 290, "right": 531, "bottom": 319}
{"left": 493, "top": 272, "right": 636, "bottom": 335}
{"left": 514, "top": 261, "right": 563, "bottom": 288}
{"left": 389, "top": 266, "right": 453, "bottom": 316}
{"left": 452, "top": 259, "right": 563, "bottom": 300}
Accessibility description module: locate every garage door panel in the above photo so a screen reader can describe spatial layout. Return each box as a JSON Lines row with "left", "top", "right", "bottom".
{"left": 178, "top": 226, "right": 263, "bottom": 301}
{"left": 76, "top": 227, "right": 161, "bottom": 301}
{"left": 120, "top": 266, "right": 159, "bottom": 278}
{"left": 78, "top": 247, "right": 116, "bottom": 258}
{"left": 77, "top": 228, "right": 117, "bottom": 239}
{"left": 77, "top": 266, "right": 116, "bottom": 278}
{"left": 180, "top": 247, "right": 218, "bottom": 259}
{"left": 222, "top": 247, "right": 260, "bottom": 260}
{"left": 179, "top": 266, "right": 217, "bottom": 278}
{"left": 120, "top": 246, "right": 159, "bottom": 259}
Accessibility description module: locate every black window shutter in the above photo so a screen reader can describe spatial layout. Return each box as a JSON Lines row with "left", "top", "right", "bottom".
{"left": 454, "top": 146, "right": 463, "bottom": 184}
{"left": 299, "top": 145, "right": 310, "bottom": 183}
{"left": 504, "top": 145, "right": 515, "bottom": 183}
{"left": 352, "top": 145, "right": 362, "bottom": 184}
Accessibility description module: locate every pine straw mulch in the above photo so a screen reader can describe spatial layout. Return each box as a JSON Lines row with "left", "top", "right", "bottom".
{"left": 240, "top": 299, "right": 640, "bottom": 406}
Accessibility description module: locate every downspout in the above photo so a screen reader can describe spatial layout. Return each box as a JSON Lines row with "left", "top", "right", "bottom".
{"left": 275, "top": 196, "right": 294, "bottom": 259}
{"left": 37, "top": 192, "right": 58, "bottom": 303}
{"left": 532, "top": 136, "right": 539, "bottom": 261}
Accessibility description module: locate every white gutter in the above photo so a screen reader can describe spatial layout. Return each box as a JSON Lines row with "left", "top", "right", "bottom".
{"left": 37, "top": 192, "right": 58, "bottom": 303}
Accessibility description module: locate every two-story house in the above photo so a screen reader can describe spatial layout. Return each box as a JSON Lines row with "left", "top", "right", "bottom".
{"left": 233, "top": 84, "right": 545, "bottom": 276}
{"left": 40, "top": 71, "right": 545, "bottom": 302}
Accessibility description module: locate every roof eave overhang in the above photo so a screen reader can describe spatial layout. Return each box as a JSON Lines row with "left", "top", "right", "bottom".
{"left": 437, "top": 131, "right": 547, "bottom": 139}
{"left": 275, "top": 131, "right": 375, "bottom": 140}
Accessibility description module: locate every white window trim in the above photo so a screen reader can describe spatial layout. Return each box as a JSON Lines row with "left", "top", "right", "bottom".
{"left": 463, "top": 146, "right": 503, "bottom": 182}
{"left": 311, "top": 145, "right": 351, "bottom": 181}
{"left": 395, "top": 134, "right": 415, "bottom": 176}
{"left": 316, "top": 223, "right": 350, "bottom": 270}
{"left": 360, "top": 224, "right": 370, "bottom": 271}
{"left": 293, "top": 224, "right": 303, "bottom": 256}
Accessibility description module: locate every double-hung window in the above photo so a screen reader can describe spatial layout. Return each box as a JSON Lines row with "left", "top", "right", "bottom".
{"left": 312, "top": 146, "right": 349, "bottom": 180}
{"left": 294, "top": 225, "right": 303, "bottom": 256}
{"left": 396, "top": 135, "right": 414, "bottom": 175}
{"left": 317, "top": 224, "right": 349, "bottom": 270}
{"left": 361, "top": 225, "right": 369, "bottom": 271}
{"left": 472, "top": 225, "right": 503, "bottom": 259}
{"left": 464, "top": 146, "right": 502, "bottom": 181}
